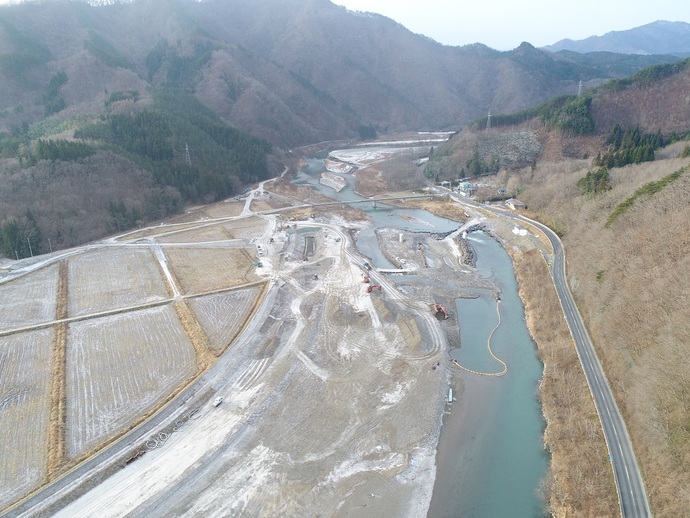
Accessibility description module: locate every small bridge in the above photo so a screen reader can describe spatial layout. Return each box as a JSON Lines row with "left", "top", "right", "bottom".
{"left": 260, "top": 194, "right": 439, "bottom": 216}
{"left": 311, "top": 194, "right": 436, "bottom": 209}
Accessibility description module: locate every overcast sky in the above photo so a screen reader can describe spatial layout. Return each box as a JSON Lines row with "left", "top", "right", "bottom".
{"left": 333, "top": 0, "right": 690, "bottom": 50}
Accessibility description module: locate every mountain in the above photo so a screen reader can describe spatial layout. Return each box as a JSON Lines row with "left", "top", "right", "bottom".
{"left": 543, "top": 20, "right": 690, "bottom": 56}
{"left": 425, "top": 58, "right": 690, "bottom": 180}
{"left": 0, "top": 0, "right": 687, "bottom": 254}
{"left": 0, "top": 0, "right": 682, "bottom": 148}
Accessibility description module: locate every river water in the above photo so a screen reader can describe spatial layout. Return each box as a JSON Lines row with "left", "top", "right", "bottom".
{"left": 295, "top": 156, "right": 547, "bottom": 517}
{"left": 427, "top": 232, "right": 548, "bottom": 518}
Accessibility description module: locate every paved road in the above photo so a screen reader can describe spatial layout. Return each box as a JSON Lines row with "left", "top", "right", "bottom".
{"left": 453, "top": 193, "right": 651, "bottom": 517}
{"left": 515, "top": 213, "right": 650, "bottom": 517}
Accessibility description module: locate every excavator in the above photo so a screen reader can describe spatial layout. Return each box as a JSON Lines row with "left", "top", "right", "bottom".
{"left": 433, "top": 304, "right": 449, "bottom": 319}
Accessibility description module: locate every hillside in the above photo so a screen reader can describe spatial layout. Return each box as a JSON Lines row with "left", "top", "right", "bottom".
{"left": 520, "top": 143, "right": 690, "bottom": 517}
{"left": 425, "top": 61, "right": 690, "bottom": 516}
{"left": 0, "top": 0, "right": 682, "bottom": 147}
{"left": 426, "top": 58, "right": 690, "bottom": 181}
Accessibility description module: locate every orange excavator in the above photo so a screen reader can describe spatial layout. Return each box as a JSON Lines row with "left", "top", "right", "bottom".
{"left": 367, "top": 284, "right": 382, "bottom": 293}
{"left": 433, "top": 304, "right": 449, "bottom": 319}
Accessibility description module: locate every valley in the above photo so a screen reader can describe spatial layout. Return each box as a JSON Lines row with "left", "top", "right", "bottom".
{"left": 1, "top": 138, "right": 573, "bottom": 517}
{"left": 1, "top": 1, "right": 689, "bottom": 516}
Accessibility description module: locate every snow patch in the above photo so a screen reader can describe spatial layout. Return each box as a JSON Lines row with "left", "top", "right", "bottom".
{"left": 380, "top": 380, "right": 412, "bottom": 408}
{"left": 324, "top": 451, "right": 404, "bottom": 485}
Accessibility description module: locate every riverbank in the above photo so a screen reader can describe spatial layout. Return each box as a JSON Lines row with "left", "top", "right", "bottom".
{"left": 511, "top": 249, "right": 617, "bottom": 516}
{"left": 488, "top": 211, "right": 616, "bottom": 515}
{"left": 417, "top": 203, "right": 616, "bottom": 517}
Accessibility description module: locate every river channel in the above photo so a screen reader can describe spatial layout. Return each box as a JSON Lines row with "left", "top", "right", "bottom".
{"left": 294, "top": 155, "right": 547, "bottom": 517}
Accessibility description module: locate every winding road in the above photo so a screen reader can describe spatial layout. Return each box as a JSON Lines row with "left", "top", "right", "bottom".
{"left": 452, "top": 193, "right": 651, "bottom": 517}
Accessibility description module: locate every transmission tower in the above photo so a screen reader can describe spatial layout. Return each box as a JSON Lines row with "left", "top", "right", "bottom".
{"left": 577, "top": 80, "right": 583, "bottom": 96}
{"left": 485, "top": 109, "right": 491, "bottom": 131}
{"left": 185, "top": 143, "right": 191, "bottom": 165}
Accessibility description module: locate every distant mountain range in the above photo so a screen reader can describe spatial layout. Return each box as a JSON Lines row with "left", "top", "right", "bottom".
{"left": 0, "top": 0, "right": 684, "bottom": 148}
{"left": 543, "top": 21, "right": 690, "bottom": 56}
{"left": 1, "top": 0, "right": 690, "bottom": 254}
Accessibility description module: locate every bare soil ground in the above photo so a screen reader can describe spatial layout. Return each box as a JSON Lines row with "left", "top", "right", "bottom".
{"left": 43, "top": 218, "right": 462, "bottom": 518}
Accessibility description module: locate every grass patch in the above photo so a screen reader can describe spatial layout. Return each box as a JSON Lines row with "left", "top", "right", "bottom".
{"left": 605, "top": 164, "right": 689, "bottom": 227}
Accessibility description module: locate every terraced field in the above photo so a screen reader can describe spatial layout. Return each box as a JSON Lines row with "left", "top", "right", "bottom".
{"left": 65, "top": 306, "right": 196, "bottom": 458}
{"left": 0, "top": 328, "right": 54, "bottom": 510}
{"left": 0, "top": 264, "right": 58, "bottom": 332}
{"left": 67, "top": 248, "right": 168, "bottom": 317}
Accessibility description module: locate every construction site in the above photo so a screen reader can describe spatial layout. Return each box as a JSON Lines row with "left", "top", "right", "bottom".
{"left": 0, "top": 163, "right": 551, "bottom": 517}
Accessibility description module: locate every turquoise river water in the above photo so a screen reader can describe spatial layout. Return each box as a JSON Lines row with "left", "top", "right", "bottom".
{"left": 295, "top": 157, "right": 547, "bottom": 517}
{"left": 427, "top": 232, "right": 548, "bottom": 517}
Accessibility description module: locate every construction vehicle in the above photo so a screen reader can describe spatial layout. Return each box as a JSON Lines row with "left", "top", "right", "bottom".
{"left": 363, "top": 261, "right": 371, "bottom": 270}
{"left": 367, "top": 284, "right": 382, "bottom": 293}
{"left": 433, "top": 304, "right": 449, "bottom": 319}
{"left": 363, "top": 275, "right": 370, "bottom": 283}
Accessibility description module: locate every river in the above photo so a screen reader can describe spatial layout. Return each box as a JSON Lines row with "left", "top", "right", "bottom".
{"left": 295, "top": 153, "right": 547, "bottom": 517}
{"left": 427, "top": 232, "right": 548, "bottom": 518}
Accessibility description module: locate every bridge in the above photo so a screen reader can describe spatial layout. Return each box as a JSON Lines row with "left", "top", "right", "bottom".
{"left": 311, "top": 194, "right": 436, "bottom": 209}
{"left": 260, "top": 193, "right": 439, "bottom": 215}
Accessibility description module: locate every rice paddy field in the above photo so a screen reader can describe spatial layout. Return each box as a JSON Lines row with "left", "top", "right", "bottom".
{"left": 166, "top": 247, "right": 260, "bottom": 295}
{"left": 0, "top": 329, "right": 54, "bottom": 511}
{"left": 155, "top": 216, "right": 268, "bottom": 243}
{"left": 189, "top": 286, "right": 264, "bottom": 355}
{"left": 66, "top": 306, "right": 197, "bottom": 457}
{"left": 0, "top": 264, "right": 59, "bottom": 332}
{"left": 67, "top": 248, "right": 169, "bottom": 317}
{"left": 0, "top": 215, "right": 269, "bottom": 512}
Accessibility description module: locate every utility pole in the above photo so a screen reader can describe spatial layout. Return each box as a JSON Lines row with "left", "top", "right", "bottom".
{"left": 48, "top": 238, "right": 53, "bottom": 253}
{"left": 185, "top": 143, "right": 191, "bottom": 165}
{"left": 485, "top": 109, "right": 491, "bottom": 131}
{"left": 27, "top": 236, "right": 33, "bottom": 257}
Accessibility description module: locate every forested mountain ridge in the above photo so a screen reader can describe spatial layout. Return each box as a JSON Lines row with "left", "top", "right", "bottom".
{"left": 0, "top": 0, "right": 683, "bottom": 146}
{"left": 426, "top": 58, "right": 690, "bottom": 181}
{"left": 0, "top": 0, "right": 687, "bottom": 258}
